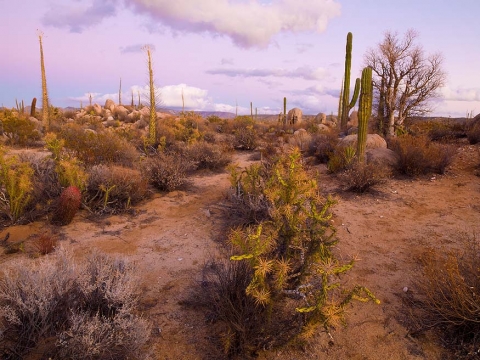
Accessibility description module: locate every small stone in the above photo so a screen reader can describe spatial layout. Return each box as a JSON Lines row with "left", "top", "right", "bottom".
{"left": 403, "top": 287, "right": 409, "bottom": 293}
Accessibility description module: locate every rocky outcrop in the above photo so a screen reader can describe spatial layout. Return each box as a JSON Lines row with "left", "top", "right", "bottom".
{"left": 339, "top": 134, "right": 387, "bottom": 149}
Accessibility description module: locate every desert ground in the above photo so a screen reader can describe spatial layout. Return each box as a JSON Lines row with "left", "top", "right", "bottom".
{"left": 1, "top": 134, "right": 479, "bottom": 359}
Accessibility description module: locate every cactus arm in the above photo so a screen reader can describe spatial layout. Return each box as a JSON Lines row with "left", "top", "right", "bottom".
{"left": 348, "top": 78, "right": 360, "bottom": 110}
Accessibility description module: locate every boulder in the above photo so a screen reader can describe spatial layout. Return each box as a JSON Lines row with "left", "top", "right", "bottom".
{"left": 134, "top": 119, "right": 148, "bottom": 129}
{"left": 93, "top": 103, "right": 102, "bottom": 115}
{"left": 339, "top": 134, "right": 387, "bottom": 149}
{"left": 317, "top": 124, "right": 331, "bottom": 132}
{"left": 287, "top": 108, "right": 302, "bottom": 124}
{"left": 347, "top": 110, "right": 358, "bottom": 128}
{"left": 314, "top": 112, "right": 327, "bottom": 124}
{"left": 84, "top": 128, "right": 97, "bottom": 136}
{"left": 366, "top": 148, "right": 399, "bottom": 168}
{"left": 29, "top": 117, "right": 43, "bottom": 132}
{"left": 104, "top": 99, "right": 115, "bottom": 112}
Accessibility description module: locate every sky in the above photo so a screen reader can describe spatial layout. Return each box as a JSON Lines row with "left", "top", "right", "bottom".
{"left": 0, "top": 0, "right": 479, "bottom": 117}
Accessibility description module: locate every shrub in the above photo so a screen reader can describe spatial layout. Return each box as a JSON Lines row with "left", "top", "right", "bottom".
{"left": 467, "top": 123, "right": 480, "bottom": 145}
{"left": 0, "top": 248, "right": 151, "bottom": 359}
{"left": 194, "top": 149, "right": 378, "bottom": 357}
{"left": 306, "top": 132, "right": 339, "bottom": 163}
{"left": 407, "top": 235, "right": 480, "bottom": 359}
{"left": 389, "top": 135, "right": 455, "bottom": 176}
{"left": 327, "top": 145, "right": 356, "bottom": 173}
{"left": 32, "top": 232, "right": 58, "bottom": 255}
{"left": 56, "top": 157, "right": 88, "bottom": 190}
{"left": 428, "top": 121, "right": 466, "bottom": 142}
{"left": 59, "top": 124, "right": 139, "bottom": 166}
{"left": 338, "top": 162, "right": 391, "bottom": 193}
{"left": 234, "top": 125, "right": 257, "bottom": 150}
{"left": 143, "top": 152, "right": 194, "bottom": 191}
{"left": 183, "top": 142, "right": 232, "bottom": 170}
{"left": 0, "top": 148, "right": 34, "bottom": 222}
{"left": 51, "top": 186, "right": 82, "bottom": 225}
{"left": 86, "top": 165, "right": 148, "bottom": 214}
{"left": 0, "top": 109, "right": 41, "bottom": 146}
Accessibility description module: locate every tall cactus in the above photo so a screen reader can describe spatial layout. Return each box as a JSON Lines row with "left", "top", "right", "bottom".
{"left": 144, "top": 45, "right": 157, "bottom": 145}
{"left": 30, "top": 98, "right": 37, "bottom": 117}
{"left": 340, "top": 32, "right": 360, "bottom": 131}
{"left": 283, "top": 97, "right": 287, "bottom": 125}
{"left": 357, "top": 67, "right": 373, "bottom": 163}
{"left": 38, "top": 31, "right": 49, "bottom": 130}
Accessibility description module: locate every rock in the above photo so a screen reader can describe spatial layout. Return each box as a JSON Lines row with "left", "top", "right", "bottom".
{"left": 366, "top": 147, "right": 399, "bottom": 168}
{"left": 93, "top": 103, "right": 102, "bottom": 115}
{"left": 107, "top": 116, "right": 114, "bottom": 121}
{"left": 104, "top": 99, "right": 115, "bottom": 111}
{"left": 318, "top": 124, "right": 331, "bottom": 132}
{"left": 29, "top": 117, "right": 43, "bottom": 132}
{"left": 139, "top": 107, "right": 150, "bottom": 118}
{"left": 134, "top": 119, "right": 148, "bottom": 129}
{"left": 314, "top": 112, "right": 327, "bottom": 124}
{"left": 293, "top": 128, "right": 307, "bottom": 136}
{"left": 125, "top": 112, "right": 138, "bottom": 123}
{"left": 84, "top": 128, "right": 97, "bottom": 135}
{"left": 287, "top": 108, "right": 302, "bottom": 124}
{"left": 105, "top": 118, "right": 116, "bottom": 127}
{"left": 339, "top": 134, "right": 387, "bottom": 149}
{"left": 347, "top": 110, "right": 358, "bottom": 127}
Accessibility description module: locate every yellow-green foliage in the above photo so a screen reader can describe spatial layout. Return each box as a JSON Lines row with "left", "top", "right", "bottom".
{"left": 44, "top": 132, "right": 65, "bottom": 161}
{"left": 0, "top": 109, "right": 40, "bottom": 146}
{"left": 56, "top": 158, "right": 88, "bottom": 190}
{"left": 327, "top": 145, "right": 356, "bottom": 173}
{"left": 0, "top": 147, "right": 34, "bottom": 221}
{"left": 230, "top": 148, "right": 378, "bottom": 341}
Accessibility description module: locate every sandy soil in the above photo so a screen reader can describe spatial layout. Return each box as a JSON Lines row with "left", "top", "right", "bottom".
{"left": 1, "top": 142, "right": 479, "bottom": 360}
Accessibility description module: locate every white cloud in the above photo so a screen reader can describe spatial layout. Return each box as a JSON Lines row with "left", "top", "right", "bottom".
{"left": 120, "top": 43, "right": 156, "bottom": 54}
{"left": 207, "top": 66, "right": 332, "bottom": 81}
{"left": 441, "top": 86, "right": 480, "bottom": 102}
{"left": 125, "top": 0, "right": 341, "bottom": 48}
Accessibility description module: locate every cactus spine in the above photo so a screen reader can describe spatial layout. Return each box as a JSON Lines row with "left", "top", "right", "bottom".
{"left": 144, "top": 46, "right": 157, "bottom": 145}
{"left": 38, "top": 31, "right": 49, "bottom": 130}
{"left": 357, "top": 67, "right": 373, "bottom": 163}
{"left": 340, "top": 32, "right": 360, "bottom": 131}
{"left": 30, "top": 98, "right": 37, "bottom": 117}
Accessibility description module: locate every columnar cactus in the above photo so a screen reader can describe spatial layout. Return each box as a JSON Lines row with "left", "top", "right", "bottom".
{"left": 144, "top": 46, "right": 157, "bottom": 145}
{"left": 340, "top": 32, "right": 360, "bottom": 131}
{"left": 357, "top": 67, "right": 373, "bottom": 163}
{"left": 30, "top": 98, "right": 37, "bottom": 117}
{"left": 38, "top": 31, "right": 49, "bottom": 130}
{"left": 283, "top": 97, "right": 287, "bottom": 125}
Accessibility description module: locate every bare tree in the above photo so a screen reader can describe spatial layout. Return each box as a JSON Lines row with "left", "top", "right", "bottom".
{"left": 364, "top": 29, "right": 446, "bottom": 136}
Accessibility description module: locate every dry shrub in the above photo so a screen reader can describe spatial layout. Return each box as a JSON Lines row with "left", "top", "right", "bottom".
{"left": 183, "top": 142, "right": 232, "bottom": 170}
{"left": 59, "top": 124, "right": 139, "bottom": 166}
{"left": 0, "top": 110, "right": 41, "bottom": 146}
{"left": 143, "top": 152, "right": 194, "bottom": 191}
{"left": 86, "top": 165, "right": 148, "bottom": 213}
{"left": 0, "top": 248, "right": 151, "bottom": 359}
{"left": 467, "top": 123, "right": 480, "bottom": 145}
{"left": 306, "top": 132, "right": 339, "bottom": 163}
{"left": 338, "top": 162, "right": 391, "bottom": 193}
{"left": 327, "top": 145, "right": 357, "bottom": 173}
{"left": 389, "top": 135, "right": 455, "bottom": 176}
{"left": 428, "top": 121, "right": 466, "bottom": 142}
{"left": 408, "top": 235, "right": 480, "bottom": 359}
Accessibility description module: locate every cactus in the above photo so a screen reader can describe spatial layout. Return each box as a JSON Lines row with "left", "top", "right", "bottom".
{"left": 250, "top": 102, "right": 253, "bottom": 121}
{"left": 52, "top": 186, "right": 81, "bottom": 225}
{"left": 340, "top": 32, "right": 360, "bottom": 131}
{"left": 357, "top": 67, "right": 373, "bottom": 163}
{"left": 30, "top": 98, "right": 37, "bottom": 117}
{"left": 119, "top": 77, "right": 122, "bottom": 105}
{"left": 38, "top": 31, "right": 50, "bottom": 130}
{"left": 144, "top": 45, "right": 157, "bottom": 145}
{"left": 283, "top": 97, "right": 287, "bottom": 125}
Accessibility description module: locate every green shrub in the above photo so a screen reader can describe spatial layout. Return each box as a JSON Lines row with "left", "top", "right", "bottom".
{"left": 389, "top": 135, "right": 455, "bottom": 176}
{"left": 195, "top": 149, "right": 378, "bottom": 357}
{"left": 407, "top": 235, "right": 480, "bottom": 359}
{"left": 0, "top": 148, "right": 34, "bottom": 222}
{"left": 327, "top": 145, "right": 356, "bottom": 173}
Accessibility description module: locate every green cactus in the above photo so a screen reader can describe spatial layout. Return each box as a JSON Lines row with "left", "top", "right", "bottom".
{"left": 30, "top": 98, "right": 37, "bottom": 117}
{"left": 357, "top": 67, "right": 373, "bottom": 163}
{"left": 144, "top": 46, "right": 157, "bottom": 145}
{"left": 340, "top": 32, "right": 360, "bottom": 131}
{"left": 250, "top": 101, "right": 253, "bottom": 121}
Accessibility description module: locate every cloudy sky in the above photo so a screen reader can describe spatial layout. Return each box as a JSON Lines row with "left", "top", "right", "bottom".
{"left": 1, "top": 0, "right": 479, "bottom": 116}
